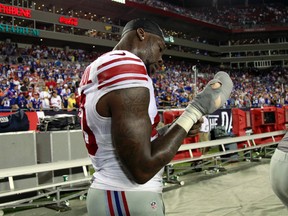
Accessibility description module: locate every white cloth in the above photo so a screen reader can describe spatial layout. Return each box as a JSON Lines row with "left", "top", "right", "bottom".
{"left": 200, "top": 116, "right": 210, "bottom": 133}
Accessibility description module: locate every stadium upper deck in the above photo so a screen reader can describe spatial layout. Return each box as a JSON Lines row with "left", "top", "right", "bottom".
{"left": 0, "top": 0, "right": 287, "bottom": 68}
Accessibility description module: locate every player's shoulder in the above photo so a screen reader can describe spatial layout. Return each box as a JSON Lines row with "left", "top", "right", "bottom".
{"left": 97, "top": 50, "right": 143, "bottom": 64}
{"left": 81, "top": 50, "right": 148, "bottom": 88}
{"left": 89, "top": 50, "right": 145, "bottom": 76}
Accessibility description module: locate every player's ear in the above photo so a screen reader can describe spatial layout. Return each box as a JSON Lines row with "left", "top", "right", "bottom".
{"left": 136, "top": 28, "right": 145, "bottom": 41}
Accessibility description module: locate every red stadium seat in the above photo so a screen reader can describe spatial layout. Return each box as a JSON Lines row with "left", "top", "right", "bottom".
{"left": 232, "top": 108, "right": 251, "bottom": 136}
{"left": 250, "top": 106, "right": 282, "bottom": 144}
{"left": 232, "top": 108, "right": 251, "bottom": 149}
{"left": 163, "top": 110, "right": 184, "bottom": 125}
{"left": 284, "top": 105, "right": 288, "bottom": 123}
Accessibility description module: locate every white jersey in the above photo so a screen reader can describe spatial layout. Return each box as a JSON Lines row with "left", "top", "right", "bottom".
{"left": 79, "top": 50, "right": 163, "bottom": 193}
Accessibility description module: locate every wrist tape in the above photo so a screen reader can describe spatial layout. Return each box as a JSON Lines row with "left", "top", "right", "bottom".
{"left": 174, "top": 104, "right": 202, "bottom": 133}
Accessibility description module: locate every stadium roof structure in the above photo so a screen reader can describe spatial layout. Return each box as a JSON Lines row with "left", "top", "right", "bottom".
{"left": 1, "top": 0, "right": 286, "bottom": 66}
{"left": 31, "top": 0, "right": 288, "bottom": 42}
{"left": 29, "top": 0, "right": 230, "bottom": 39}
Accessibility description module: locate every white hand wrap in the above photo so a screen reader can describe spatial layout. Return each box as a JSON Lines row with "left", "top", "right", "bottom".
{"left": 174, "top": 104, "right": 202, "bottom": 133}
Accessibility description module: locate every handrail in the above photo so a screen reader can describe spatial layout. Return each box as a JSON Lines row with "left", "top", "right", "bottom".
{"left": 0, "top": 131, "right": 285, "bottom": 181}
{"left": 164, "top": 130, "right": 286, "bottom": 185}
{"left": 0, "top": 178, "right": 91, "bottom": 199}
{"left": 0, "top": 157, "right": 91, "bottom": 179}
{"left": 178, "top": 130, "right": 286, "bottom": 151}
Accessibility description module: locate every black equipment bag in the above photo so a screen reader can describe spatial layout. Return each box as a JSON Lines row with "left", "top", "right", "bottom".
{"left": 38, "top": 114, "right": 81, "bottom": 131}
{"left": 0, "top": 110, "right": 30, "bottom": 133}
{"left": 210, "top": 126, "right": 229, "bottom": 140}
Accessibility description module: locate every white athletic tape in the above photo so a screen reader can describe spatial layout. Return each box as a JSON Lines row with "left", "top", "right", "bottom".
{"left": 174, "top": 104, "right": 202, "bottom": 133}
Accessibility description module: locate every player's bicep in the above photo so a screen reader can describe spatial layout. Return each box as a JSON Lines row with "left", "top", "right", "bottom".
{"left": 109, "top": 87, "right": 152, "bottom": 170}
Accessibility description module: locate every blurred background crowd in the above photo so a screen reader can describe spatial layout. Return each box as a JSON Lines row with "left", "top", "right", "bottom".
{"left": 0, "top": 41, "right": 287, "bottom": 111}
{"left": 0, "top": 0, "right": 287, "bottom": 112}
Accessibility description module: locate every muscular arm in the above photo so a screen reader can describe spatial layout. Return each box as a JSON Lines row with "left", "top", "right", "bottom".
{"left": 106, "top": 87, "right": 188, "bottom": 184}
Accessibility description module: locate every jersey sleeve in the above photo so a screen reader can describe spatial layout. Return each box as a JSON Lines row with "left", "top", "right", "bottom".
{"left": 79, "top": 50, "right": 150, "bottom": 98}
{"left": 95, "top": 51, "right": 149, "bottom": 91}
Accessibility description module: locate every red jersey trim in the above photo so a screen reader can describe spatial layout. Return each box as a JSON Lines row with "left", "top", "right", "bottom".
{"left": 97, "top": 64, "right": 147, "bottom": 84}
{"left": 98, "top": 77, "right": 148, "bottom": 90}
{"left": 151, "top": 113, "right": 160, "bottom": 137}
{"left": 97, "top": 57, "right": 143, "bottom": 70}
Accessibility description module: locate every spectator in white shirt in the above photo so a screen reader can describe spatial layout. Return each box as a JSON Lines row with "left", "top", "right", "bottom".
{"left": 50, "top": 90, "right": 62, "bottom": 111}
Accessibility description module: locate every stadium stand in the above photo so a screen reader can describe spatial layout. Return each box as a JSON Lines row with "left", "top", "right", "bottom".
{"left": 0, "top": 0, "right": 287, "bottom": 213}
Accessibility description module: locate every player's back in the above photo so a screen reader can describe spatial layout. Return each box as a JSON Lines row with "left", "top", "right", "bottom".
{"left": 79, "top": 50, "right": 163, "bottom": 192}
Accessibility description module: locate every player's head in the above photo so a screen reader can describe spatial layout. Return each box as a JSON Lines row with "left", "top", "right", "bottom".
{"left": 121, "top": 18, "right": 165, "bottom": 40}
{"left": 115, "top": 18, "right": 166, "bottom": 75}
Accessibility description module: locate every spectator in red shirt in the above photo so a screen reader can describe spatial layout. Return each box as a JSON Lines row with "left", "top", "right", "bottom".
{"left": 45, "top": 76, "right": 57, "bottom": 89}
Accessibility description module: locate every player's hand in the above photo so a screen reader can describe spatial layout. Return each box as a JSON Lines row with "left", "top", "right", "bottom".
{"left": 187, "top": 118, "right": 203, "bottom": 137}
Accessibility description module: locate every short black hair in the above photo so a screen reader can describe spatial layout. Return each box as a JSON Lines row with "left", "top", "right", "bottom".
{"left": 122, "top": 18, "right": 164, "bottom": 40}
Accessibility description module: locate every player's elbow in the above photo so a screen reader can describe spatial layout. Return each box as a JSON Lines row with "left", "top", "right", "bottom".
{"left": 129, "top": 170, "right": 153, "bottom": 184}
{"left": 133, "top": 175, "right": 150, "bottom": 184}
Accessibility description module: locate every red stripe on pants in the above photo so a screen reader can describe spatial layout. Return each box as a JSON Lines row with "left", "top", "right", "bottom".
{"left": 107, "top": 191, "right": 115, "bottom": 216}
{"left": 121, "top": 191, "right": 130, "bottom": 216}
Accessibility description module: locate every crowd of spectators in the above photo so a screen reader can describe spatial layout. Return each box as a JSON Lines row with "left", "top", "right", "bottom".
{"left": 32, "top": 0, "right": 288, "bottom": 43}
{"left": 2, "top": 0, "right": 288, "bottom": 55}
{"left": 27, "top": 0, "right": 288, "bottom": 30}
{"left": 152, "top": 62, "right": 288, "bottom": 109}
{"left": 131, "top": 0, "right": 288, "bottom": 29}
{"left": 0, "top": 42, "right": 288, "bottom": 112}
{"left": 0, "top": 42, "right": 89, "bottom": 111}
{"left": 0, "top": 66, "right": 81, "bottom": 111}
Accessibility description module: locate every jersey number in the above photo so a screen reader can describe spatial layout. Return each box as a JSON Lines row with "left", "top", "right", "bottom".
{"left": 80, "top": 65, "right": 92, "bottom": 86}
{"left": 80, "top": 93, "right": 98, "bottom": 155}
